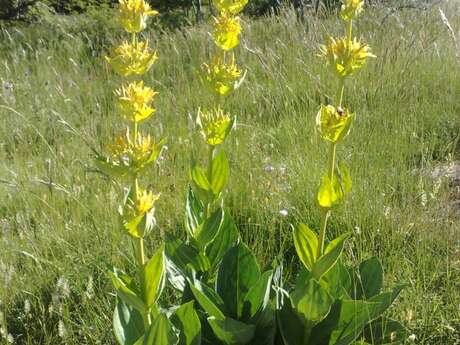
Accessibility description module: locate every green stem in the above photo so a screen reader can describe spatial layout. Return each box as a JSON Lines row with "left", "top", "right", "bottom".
{"left": 132, "top": 174, "right": 150, "bottom": 327}
{"left": 337, "top": 78, "right": 345, "bottom": 107}
{"left": 317, "top": 143, "right": 337, "bottom": 258}
{"left": 206, "top": 145, "right": 215, "bottom": 217}
{"left": 347, "top": 19, "right": 353, "bottom": 44}
{"left": 132, "top": 32, "right": 136, "bottom": 46}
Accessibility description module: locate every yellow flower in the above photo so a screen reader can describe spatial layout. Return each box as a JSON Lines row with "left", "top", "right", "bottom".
{"left": 122, "top": 187, "right": 160, "bottom": 238}
{"left": 115, "top": 81, "right": 158, "bottom": 123}
{"left": 197, "top": 106, "right": 234, "bottom": 146}
{"left": 202, "top": 54, "right": 244, "bottom": 96}
{"left": 213, "top": 14, "right": 241, "bottom": 51}
{"left": 135, "top": 189, "right": 160, "bottom": 214}
{"left": 106, "top": 41, "right": 158, "bottom": 77}
{"left": 320, "top": 37, "right": 375, "bottom": 78}
{"left": 340, "top": 0, "right": 364, "bottom": 21}
{"left": 213, "top": 0, "right": 248, "bottom": 15}
{"left": 118, "top": 0, "right": 158, "bottom": 33}
{"left": 106, "top": 130, "right": 162, "bottom": 171}
{"left": 316, "top": 104, "right": 354, "bottom": 143}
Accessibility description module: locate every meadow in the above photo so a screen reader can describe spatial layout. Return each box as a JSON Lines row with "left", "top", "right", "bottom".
{"left": 0, "top": 1, "right": 459, "bottom": 344}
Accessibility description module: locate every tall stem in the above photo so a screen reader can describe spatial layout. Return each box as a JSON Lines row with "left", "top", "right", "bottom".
{"left": 337, "top": 78, "right": 345, "bottom": 107}
{"left": 347, "top": 20, "right": 353, "bottom": 43}
{"left": 206, "top": 145, "right": 215, "bottom": 217}
{"left": 317, "top": 143, "right": 337, "bottom": 257}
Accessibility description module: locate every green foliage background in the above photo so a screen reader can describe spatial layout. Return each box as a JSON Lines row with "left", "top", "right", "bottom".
{"left": 0, "top": 1, "right": 459, "bottom": 344}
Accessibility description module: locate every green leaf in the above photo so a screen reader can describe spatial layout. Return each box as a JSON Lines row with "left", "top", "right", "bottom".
{"left": 189, "top": 280, "right": 226, "bottom": 320}
{"left": 211, "top": 149, "right": 229, "bottom": 195}
{"left": 337, "top": 161, "right": 352, "bottom": 194}
{"left": 367, "top": 284, "right": 406, "bottom": 317}
{"left": 317, "top": 167, "right": 351, "bottom": 208}
{"left": 165, "top": 233, "right": 210, "bottom": 274}
{"left": 216, "top": 242, "right": 261, "bottom": 319}
{"left": 329, "top": 299, "right": 382, "bottom": 345}
{"left": 184, "top": 186, "right": 204, "bottom": 238}
{"left": 317, "top": 175, "right": 342, "bottom": 208}
{"left": 291, "top": 279, "right": 333, "bottom": 326}
{"left": 113, "top": 299, "right": 144, "bottom": 345}
{"left": 312, "top": 233, "right": 350, "bottom": 280}
{"left": 293, "top": 223, "right": 318, "bottom": 271}
{"left": 242, "top": 270, "right": 273, "bottom": 320}
{"left": 171, "top": 301, "right": 202, "bottom": 345}
{"left": 110, "top": 272, "right": 147, "bottom": 314}
{"left": 205, "top": 211, "right": 239, "bottom": 272}
{"left": 363, "top": 317, "right": 408, "bottom": 344}
{"left": 322, "top": 260, "right": 351, "bottom": 300}
{"left": 207, "top": 316, "right": 256, "bottom": 345}
{"left": 356, "top": 257, "right": 383, "bottom": 299}
{"left": 277, "top": 298, "right": 308, "bottom": 345}
{"left": 195, "top": 207, "right": 224, "bottom": 250}
{"left": 144, "top": 245, "right": 165, "bottom": 307}
{"left": 143, "top": 314, "right": 179, "bottom": 345}
{"left": 191, "top": 163, "right": 211, "bottom": 191}
{"left": 95, "top": 158, "right": 131, "bottom": 178}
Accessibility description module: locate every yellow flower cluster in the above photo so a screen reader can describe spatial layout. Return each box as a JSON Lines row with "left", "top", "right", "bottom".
{"left": 213, "top": 0, "right": 248, "bottom": 15}
{"left": 202, "top": 55, "right": 243, "bottom": 96}
{"left": 201, "top": 0, "right": 248, "bottom": 104}
{"left": 316, "top": 104, "right": 353, "bottom": 143}
{"left": 213, "top": 14, "right": 241, "bottom": 51}
{"left": 118, "top": 0, "right": 158, "bottom": 33}
{"left": 135, "top": 189, "right": 160, "bottom": 214}
{"left": 320, "top": 36, "right": 375, "bottom": 78}
{"left": 340, "top": 0, "right": 364, "bottom": 21}
{"left": 121, "top": 187, "right": 160, "bottom": 238}
{"left": 106, "top": 41, "right": 158, "bottom": 77}
{"left": 115, "top": 81, "right": 158, "bottom": 123}
{"left": 107, "top": 131, "right": 161, "bottom": 170}
{"left": 197, "top": 106, "right": 233, "bottom": 146}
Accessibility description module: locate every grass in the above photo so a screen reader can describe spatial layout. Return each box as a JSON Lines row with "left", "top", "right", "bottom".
{"left": 0, "top": 2, "right": 459, "bottom": 344}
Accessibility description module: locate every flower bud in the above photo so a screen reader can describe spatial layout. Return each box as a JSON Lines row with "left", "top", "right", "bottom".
{"left": 316, "top": 104, "right": 353, "bottom": 143}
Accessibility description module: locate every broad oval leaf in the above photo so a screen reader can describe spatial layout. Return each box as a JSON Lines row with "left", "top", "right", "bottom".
{"left": 165, "top": 233, "right": 211, "bottom": 275}
{"left": 242, "top": 270, "right": 273, "bottom": 320}
{"left": 113, "top": 299, "right": 145, "bottom": 345}
{"left": 291, "top": 279, "right": 333, "bottom": 324}
{"left": 312, "top": 233, "right": 350, "bottom": 280}
{"left": 184, "top": 186, "right": 204, "bottom": 238}
{"left": 216, "top": 242, "right": 261, "bottom": 319}
{"left": 171, "top": 301, "right": 202, "bottom": 345}
{"left": 195, "top": 207, "right": 224, "bottom": 250}
{"left": 207, "top": 316, "right": 256, "bottom": 345}
{"left": 144, "top": 245, "right": 165, "bottom": 307}
{"left": 205, "top": 210, "right": 239, "bottom": 271}
{"left": 143, "top": 314, "right": 179, "bottom": 345}
{"left": 110, "top": 272, "right": 147, "bottom": 314}
{"left": 355, "top": 256, "right": 383, "bottom": 300}
{"left": 191, "top": 163, "right": 211, "bottom": 191}
{"left": 211, "top": 149, "right": 229, "bottom": 196}
{"left": 293, "top": 223, "right": 318, "bottom": 271}
{"left": 189, "top": 279, "right": 226, "bottom": 320}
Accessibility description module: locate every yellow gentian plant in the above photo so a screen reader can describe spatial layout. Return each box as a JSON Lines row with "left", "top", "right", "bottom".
{"left": 97, "top": 1, "right": 201, "bottom": 343}
{"left": 278, "top": 2, "right": 406, "bottom": 344}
